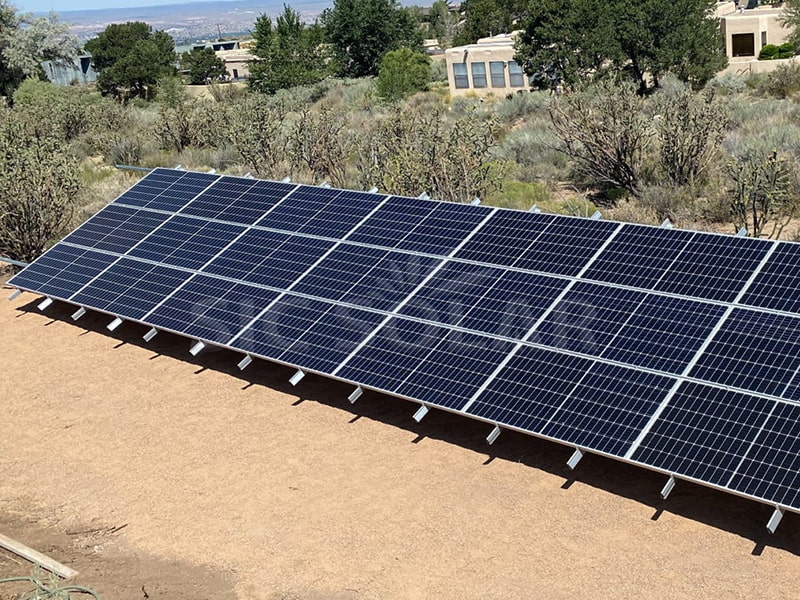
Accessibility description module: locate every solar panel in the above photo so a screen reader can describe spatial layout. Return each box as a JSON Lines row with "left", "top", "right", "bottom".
{"left": 13, "top": 167, "right": 800, "bottom": 527}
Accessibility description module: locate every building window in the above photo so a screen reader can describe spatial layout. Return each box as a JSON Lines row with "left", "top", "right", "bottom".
{"left": 233, "top": 68, "right": 239, "bottom": 79}
{"left": 471, "top": 62, "right": 487, "bottom": 88}
{"left": 732, "top": 33, "right": 755, "bottom": 57}
{"left": 453, "top": 63, "right": 469, "bottom": 88}
{"left": 762, "top": 31, "right": 767, "bottom": 47}
{"left": 508, "top": 61, "right": 525, "bottom": 87}
{"left": 490, "top": 61, "right": 506, "bottom": 88}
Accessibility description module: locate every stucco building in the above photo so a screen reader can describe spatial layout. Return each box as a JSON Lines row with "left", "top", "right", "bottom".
{"left": 444, "top": 33, "right": 528, "bottom": 97}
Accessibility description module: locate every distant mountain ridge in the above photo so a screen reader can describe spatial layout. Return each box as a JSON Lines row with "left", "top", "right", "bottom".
{"left": 58, "top": 0, "right": 333, "bottom": 42}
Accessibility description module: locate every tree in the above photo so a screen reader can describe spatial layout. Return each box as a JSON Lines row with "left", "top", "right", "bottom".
{"left": 377, "top": 47, "right": 430, "bottom": 101}
{"left": 516, "top": 0, "right": 727, "bottom": 94}
{"left": 781, "top": 0, "right": 800, "bottom": 50}
{"left": 183, "top": 47, "right": 226, "bottom": 84}
{"left": 453, "top": 0, "right": 526, "bottom": 46}
{"left": 249, "top": 5, "right": 330, "bottom": 94}
{"left": 0, "top": 0, "right": 80, "bottom": 98}
{"left": 427, "top": 0, "right": 457, "bottom": 47}
{"left": 85, "top": 22, "right": 176, "bottom": 100}
{"left": 0, "top": 112, "right": 80, "bottom": 264}
{"left": 321, "top": 0, "right": 422, "bottom": 78}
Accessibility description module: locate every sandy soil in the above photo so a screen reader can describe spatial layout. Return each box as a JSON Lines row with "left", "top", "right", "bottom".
{"left": 2, "top": 292, "right": 800, "bottom": 599}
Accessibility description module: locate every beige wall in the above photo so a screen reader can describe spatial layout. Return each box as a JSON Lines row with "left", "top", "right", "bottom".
{"left": 720, "top": 7, "right": 792, "bottom": 61}
{"left": 215, "top": 50, "right": 252, "bottom": 80}
{"left": 444, "top": 38, "right": 528, "bottom": 97}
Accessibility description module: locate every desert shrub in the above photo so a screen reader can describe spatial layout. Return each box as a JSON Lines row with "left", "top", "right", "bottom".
{"left": 429, "top": 59, "right": 448, "bottom": 82}
{"left": 12, "top": 79, "right": 91, "bottom": 142}
{"left": 708, "top": 72, "right": 746, "bottom": 95}
{"left": 377, "top": 48, "right": 431, "bottom": 101}
{"left": 357, "top": 106, "right": 506, "bottom": 202}
{"left": 653, "top": 88, "right": 727, "bottom": 186}
{"left": 484, "top": 180, "right": 549, "bottom": 209}
{"left": 758, "top": 62, "right": 800, "bottom": 98}
{"left": 288, "top": 107, "right": 350, "bottom": 186}
{"left": 0, "top": 113, "right": 80, "bottom": 263}
{"left": 727, "top": 149, "right": 800, "bottom": 238}
{"left": 549, "top": 79, "right": 652, "bottom": 197}
{"left": 494, "top": 91, "right": 549, "bottom": 123}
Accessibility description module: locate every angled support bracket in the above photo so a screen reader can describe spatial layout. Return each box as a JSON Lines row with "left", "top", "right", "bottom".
{"left": 528, "top": 205, "right": 541, "bottom": 213}
{"left": 470, "top": 197, "right": 481, "bottom": 206}
{"left": 660, "top": 475, "right": 676, "bottom": 500}
{"left": 590, "top": 210, "right": 602, "bottom": 220}
{"left": 237, "top": 354, "right": 253, "bottom": 371}
{"left": 567, "top": 448, "right": 584, "bottom": 470}
{"left": 207, "top": 168, "right": 217, "bottom": 174}
{"left": 289, "top": 369, "right": 306, "bottom": 386}
{"left": 244, "top": 172, "right": 254, "bottom": 179}
{"left": 143, "top": 327, "right": 158, "bottom": 342}
{"left": 486, "top": 425, "right": 502, "bottom": 445}
{"left": 319, "top": 180, "right": 331, "bottom": 188}
{"left": 189, "top": 340, "right": 206, "bottom": 356}
{"left": 737, "top": 227, "right": 748, "bottom": 237}
{"left": 71, "top": 307, "right": 86, "bottom": 321}
{"left": 767, "top": 506, "right": 784, "bottom": 534}
{"left": 281, "top": 176, "right": 292, "bottom": 183}
{"left": 413, "top": 404, "right": 429, "bottom": 423}
{"left": 418, "top": 192, "right": 430, "bottom": 200}
{"left": 660, "top": 218, "right": 673, "bottom": 229}
{"left": 107, "top": 317, "right": 123, "bottom": 332}
{"left": 367, "top": 186, "right": 379, "bottom": 193}
{"left": 8, "top": 289, "right": 21, "bottom": 301}
{"left": 347, "top": 386, "right": 363, "bottom": 404}
{"left": 37, "top": 297, "right": 53, "bottom": 311}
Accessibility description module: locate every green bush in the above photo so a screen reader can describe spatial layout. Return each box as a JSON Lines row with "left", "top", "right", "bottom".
{"left": 759, "top": 42, "right": 795, "bottom": 60}
{"left": 758, "top": 62, "right": 800, "bottom": 98}
{"left": 376, "top": 48, "right": 431, "bottom": 102}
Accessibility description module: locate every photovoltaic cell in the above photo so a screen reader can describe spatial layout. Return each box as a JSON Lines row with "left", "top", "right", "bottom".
{"left": 203, "top": 229, "right": 335, "bottom": 288}
{"left": 180, "top": 177, "right": 295, "bottom": 225}
{"left": 147, "top": 275, "right": 280, "bottom": 344}
{"left": 600, "top": 295, "right": 726, "bottom": 374}
{"left": 396, "top": 331, "right": 515, "bottom": 411}
{"left": 291, "top": 245, "right": 441, "bottom": 312}
{"left": 70, "top": 257, "right": 190, "bottom": 320}
{"left": 654, "top": 233, "right": 772, "bottom": 302}
{"left": 728, "top": 402, "right": 800, "bottom": 510}
{"left": 127, "top": 217, "right": 246, "bottom": 270}
{"left": 454, "top": 211, "right": 555, "bottom": 267}
{"left": 234, "top": 295, "right": 335, "bottom": 361}
{"left": 117, "top": 170, "right": 219, "bottom": 212}
{"left": 278, "top": 304, "right": 387, "bottom": 373}
{"left": 336, "top": 318, "right": 452, "bottom": 393}
{"left": 399, "top": 260, "right": 507, "bottom": 325}
{"left": 262, "top": 187, "right": 384, "bottom": 239}
{"left": 533, "top": 282, "right": 646, "bottom": 356}
{"left": 466, "top": 346, "right": 595, "bottom": 432}
{"left": 631, "top": 382, "right": 774, "bottom": 486}
{"left": 739, "top": 242, "right": 800, "bottom": 314}
{"left": 457, "top": 270, "right": 569, "bottom": 340}
{"left": 113, "top": 168, "right": 184, "bottom": 207}
{"left": 582, "top": 224, "right": 695, "bottom": 289}
{"left": 347, "top": 196, "right": 439, "bottom": 248}
{"left": 511, "top": 216, "right": 618, "bottom": 276}
{"left": 689, "top": 309, "right": 800, "bottom": 397}
{"left": 8, "top": 246, "right": 118, "bottom": 299}
{"left": 394, "top": 202, "right": 492, "bottom": 256}
{"left": 540, "top": 364, "right": 676, "bottom": 457}
{"left": 62, "top": 205, "right": 171, "bottom": 255}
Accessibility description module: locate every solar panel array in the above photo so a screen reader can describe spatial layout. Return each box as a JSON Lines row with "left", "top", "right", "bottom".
{"left": 11, "top": 168, "right": 800, "bottom": 517}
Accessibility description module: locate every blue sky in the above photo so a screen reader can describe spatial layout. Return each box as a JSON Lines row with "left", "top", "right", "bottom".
{"left": 19, "top": 0, "right": 196, "bottom": 14}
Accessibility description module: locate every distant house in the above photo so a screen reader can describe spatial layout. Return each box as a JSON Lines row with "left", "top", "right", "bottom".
{"left": 41, "top": 54, "right": 97, "bottom": 87}
{"left": 444, "top": 32, "right": 529, "bottom": 97}
{"left": 717, "top": 1, "right": 799, "bottom": 75}
{"left": 176, "top": 40, "right": 252, "bottom": 81}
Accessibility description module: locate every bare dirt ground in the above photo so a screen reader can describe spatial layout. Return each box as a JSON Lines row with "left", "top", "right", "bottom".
{"left": 2, "top": 291, "right": 800, "bottom": 599}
